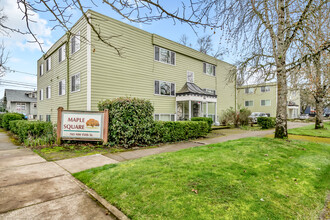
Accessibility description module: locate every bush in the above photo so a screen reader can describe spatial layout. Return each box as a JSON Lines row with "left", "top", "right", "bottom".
{"left": 9, "top": 120, "right": 54, "bottom": 143}
{"left": 191, "top": 117, "right": 213, "bottom": 131}
{"left": 239, "top": 108, "right": 252, "bottom": 126}
{"left": 220, "top": 107, "right": 252, "bottom": 127}
{"left": 152, "top": 121, "right": 209, "bottom": 143}
{"left": 98, "top": 97, "right": 155, "bottom": 148}
{"left": 257, "top": 117, "right": 276, "bottom": 129}
{"left": 2, "top": 113, "right": 24, "bottom": 130}
{"left": 0, "top": 114, "right": 4, "bottom": 128}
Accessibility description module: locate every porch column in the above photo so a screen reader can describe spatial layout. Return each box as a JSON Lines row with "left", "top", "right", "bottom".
{"left": 206, "top": 102, "right": 208, "bottom": 118}
{"left": 189, "top": 100, "right": 192, "bottom": 120}
{"left": 215, "top": 102, "right": 217, "bottom": 123}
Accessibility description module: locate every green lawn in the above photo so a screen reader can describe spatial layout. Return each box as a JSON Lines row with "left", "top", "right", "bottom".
{"left": 288, "top": 122, "right": 330, "bottom": 138}
{"left": 74, "top": 137, "right": 330, "bottom": 219}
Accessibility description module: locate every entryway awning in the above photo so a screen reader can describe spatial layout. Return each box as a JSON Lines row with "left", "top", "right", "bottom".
{"left": 176, "top": 82, "right": 217, "bottom": 102}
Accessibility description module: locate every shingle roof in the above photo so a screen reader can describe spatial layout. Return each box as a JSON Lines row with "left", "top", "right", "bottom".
{"left": 176, "top": 82, "right": 217, "bottom": 97}
{"left": 4, "top": 89, "right": 37, "bottom": 103}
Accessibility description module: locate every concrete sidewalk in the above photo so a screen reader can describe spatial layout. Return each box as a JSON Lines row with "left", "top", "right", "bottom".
{"left": 0, "top": 132, "right": 117, "bottom": 219}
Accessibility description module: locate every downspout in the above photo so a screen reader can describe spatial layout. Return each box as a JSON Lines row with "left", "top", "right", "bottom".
{"left": 66, "top": 32, "right": 71, "bottom": 110}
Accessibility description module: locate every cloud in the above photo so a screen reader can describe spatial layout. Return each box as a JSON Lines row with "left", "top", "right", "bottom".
{"left": 0, "top": 0, "right": 53, "bottom": 52}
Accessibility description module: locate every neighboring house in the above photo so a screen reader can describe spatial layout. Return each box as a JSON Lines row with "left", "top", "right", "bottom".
{"left": 237, "top": 83, "right": 300, "bottom": 119}
{"left": 37, "top": 10, "right": 236, "bottom": 124}
{"left": 3, "top": 89, "right": 38, "bottom": 119}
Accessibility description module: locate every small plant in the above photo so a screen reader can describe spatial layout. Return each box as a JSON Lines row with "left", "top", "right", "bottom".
{"left": 257, "top": 117, "right": 276, "bottom": 129}
{"left": 220, "top": 106, "right": 251, "bottom": 127}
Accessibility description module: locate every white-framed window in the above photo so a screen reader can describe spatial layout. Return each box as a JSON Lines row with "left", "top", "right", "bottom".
{"left": 16, "top": 103, "right": 26, "bottom": 111}
{"left": 245, "top": 100, "right": 254, "bottom": 107}
{"left": 260, "top": 86, "right": 270, "bottom": 92}
{"left": 39, "top": 89, "right": 43, "bottom": 101}
{"left": 39, "top": 63, "right": 44, "bottom": 76}
{"left": 46, "top": 115, "right": 51, "bottom": 122}
{"left": 245, "top": 88, "right": 254, "bottom": 94}
{"left": 46, "top": 57, "right": 51, "bottom": 71}
{"left": 154, "top": 46, "right": 176, "bottom": 65}
{"left": 33, "top": 103, "right": 37, "bottom": 108}
{"left": 71, "top": 31, "right": 80, "bottom": 54}
{"left": 203, "top": 62, "right": 216, "bottom": 76}
{"left": 154, "top": 114, "right": 176, "bottom": 121}
{"left": 46, "top": 86, "right": 51, "bottom": 99}
{"left": 154, "top": 80, "right": 175, "bottom": 96}
{"left": 71, "top": 73, "right": 80, "bottom": 92}
{"left": 261, "top": 100, "right": 271, "bottom": 106}
{"left": 187, "top": 71, "right": 194, "bottom": 83}
{"left": 59, "top": 44, "right": 66, "bottom": 62}
{"left": 203, "top": 88, "right": 216, "bottom": 95}
{"left": 59, "top": 79, "right": 66, "bottom": 96}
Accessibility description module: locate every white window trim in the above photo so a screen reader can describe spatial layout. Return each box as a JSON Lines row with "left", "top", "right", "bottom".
{"left": 154, "top": 45, "right": 176, "bottom": 66}
{"left": 187, "top": 71, "right": 194, "bottom": 83}
{"left": 245, "top": 88, "right": 254, "bottom": 94}
{"left": 71, "top": 31, "right": 81, "bottom": 55}
{"left": 46, "top": 57, "right": 51, "bottom": 71}
{"left": 154, "top": 113, "right": 176, "bottom": 121}
{"left": 203, "top": 62, "right": 216, "bottom": 77}
{"left": 16, "top": 103, "right": 26, "bottom": 110}
{"left": 59, "top": 45, "right": 66, "bottom": 63}
{"left": 260, "top": 86, "right": 270, "bottom": 93}
{"left": 40, "top": 63, "right": 44, "bottom": 76}
{"left": 46, "top": 86, "right": 51, "bottom": 99}
{"left": 245, "top": 100, "right": 254, "bottom": 107}
{"left": 260, "top": 99, "right": 271, "bottom": 106}
{"left": 59, "top": 79, "right": 66, "bottom": 96}
{"left": 39, "top": 89, "right": 43, "bottom": 101}
{"left": 71, "top": 73, "right": 81, "bottom": 93}
{"left": 154, "top": 80, "right": 176, "bottom": 97}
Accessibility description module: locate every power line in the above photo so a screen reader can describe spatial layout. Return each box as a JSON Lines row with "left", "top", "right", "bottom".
{"left": 5, "top": 68, "right": 37, "bottom": 76}
{"left": 0, "top": 80, "right": 36, "bottom": 87}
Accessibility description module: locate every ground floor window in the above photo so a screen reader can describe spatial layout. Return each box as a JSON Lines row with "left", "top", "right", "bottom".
{"left": 46, "top": 115, "right": 51, "bottom": 122}
{"left": 245, "top": 100, "right": 254, "bottom": 107}
{"left": 16, "top": 103, "right": 26, "bottom": 111}
{"left": 154, "top": 114, "right": 176, "bottom": 121}
{"left": 39, "top": 115, "right": 43, "bottom": 121}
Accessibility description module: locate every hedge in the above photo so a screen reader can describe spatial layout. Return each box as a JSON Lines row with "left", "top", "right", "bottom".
{"left": 0, "top": 114, "right": 4, "bottom": 128}
{"left": 191, "top": 117, "right": 213, "bottom": 131}
{"left": 9, "top": 120, "right": 54, "bottom": 143}
{"left": 153, "top": 121, "right": 209, "bottom": 143}
{"left": 257, "top": 117, "right": 276, "bottom": 129}
{"left": 2, "top": 113, "right": 24, "bottom": 130}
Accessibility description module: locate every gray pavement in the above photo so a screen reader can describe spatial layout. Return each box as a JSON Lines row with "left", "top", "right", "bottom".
{"left": 0, "top": 132, "right": 115, "bottom": 219}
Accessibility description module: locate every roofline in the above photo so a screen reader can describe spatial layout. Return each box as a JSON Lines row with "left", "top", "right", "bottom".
{"left": 237, "top": 82, "right": 277, "bottom": 89}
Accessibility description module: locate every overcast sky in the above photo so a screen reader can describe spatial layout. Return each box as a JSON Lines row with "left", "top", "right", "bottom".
{"left": 0, "top": 0, "right": 237, "bottom": 98}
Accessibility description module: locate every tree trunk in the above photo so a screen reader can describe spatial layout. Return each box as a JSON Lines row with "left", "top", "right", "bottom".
{"left": 314, "top": 54, "right": 324, "bottom": 129}
{"left": 315, "top": 98, "right": 324, "bottom": 129}
{"left": 275, "top": 67, "right": 288, "bottom": 138}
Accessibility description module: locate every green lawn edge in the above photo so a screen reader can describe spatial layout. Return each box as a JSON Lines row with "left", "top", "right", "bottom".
{"left": 288, "top": 122, "right": 330, "bottom": 138}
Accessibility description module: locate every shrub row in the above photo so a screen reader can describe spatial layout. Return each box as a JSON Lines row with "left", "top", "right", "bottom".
{"left": 9, "top": 120, "right": 55, "bottom": 144}
{"left": 257, "top": 117, "right": 276, "bottom": 129}
{"left": 191, "top": 117, "right": 213, "bottom": 131}
{"left": 2, "top": 113, "right": 25, "bottom": 129}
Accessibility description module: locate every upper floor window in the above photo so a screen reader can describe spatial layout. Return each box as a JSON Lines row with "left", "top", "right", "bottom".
{"left": 261, "top": 100, "right": 271, "bottom": 106}
{"left": 187, "top": 71, "right": 194, "bottom": 83}
{"left": 203, "top": 63, "right": 216, "bottom": 76}
{"left": 59, "top": 79, "right": 66, "bottom": 96}
{"left": 261, "top": 86, "right": 270, "bottom": 92}
{"left": 71, "top": 73, "right": 80, "bottom": 92}
{"left": 46, "top": 57, "right": 51, "bottom": 71}
{"left": 59, "top": 45, "right": 66, "bottom": 62}
{"left": 71, "top": 31, "right": 80, "bottom": 54}
{"left": 154, "top": 46, "right": 175, "bottom": 65}
{"left": 245, "top": 100, "right": 253, "bottom": 107}
{"left": 39, "top": 63, "right": 44, "bottom": 76}
{"left": 245, "top": 88, "right": 254, "bottom": 94}
{"left": 154, "top": 80, "right": 175, "bottom": 96}
{"left": 46, "top": 86, "right": 51, "bottom": 99}
{"left": 39, "top": 89, "right": 43, "bottom": 101}
{"left": 16, "top": 103, "right": 26, "bottom": 111}
{"left": 203, "top": 88, "right": 216, "bottom": 95}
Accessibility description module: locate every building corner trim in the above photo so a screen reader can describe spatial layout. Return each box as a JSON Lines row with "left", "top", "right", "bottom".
{"left": 86, "top": 13, "right": 92, "bottom": 111}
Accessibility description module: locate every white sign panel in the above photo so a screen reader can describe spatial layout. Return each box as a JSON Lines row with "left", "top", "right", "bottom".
{"left": 61, "top": 111, "right": 104, "bottom": 139}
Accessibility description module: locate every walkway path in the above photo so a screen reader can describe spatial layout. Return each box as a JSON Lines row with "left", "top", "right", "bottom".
{"left": 0, "top": 132, "right": 116, "bottom": 219}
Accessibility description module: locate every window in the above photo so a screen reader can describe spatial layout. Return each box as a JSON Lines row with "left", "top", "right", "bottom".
{"left": 16, "top": 103, "right": 26, "bottom": 111}
{"left": 245, "top": 88, "right": 254, "bottom": 94}
{"left": 245, "top": 100, "right": 254, "bottom": 107}
{"left": 261, "top": 86, "right": 270, "bottom": 92}
{"left": 154, "top": 46, "right": 175, "bottom": 65}
{"left": 154, "top": 114, "right": 176, "bottom": 121}
{"left": 46, "top": 57, "right": 51, "bottom": 71}
{"left": 261, "top": 100, "right": 271, "bottom": 106}
{"left": 59, "top": 79, "right": 66, "bottom": 96}
{"left": 187, "top": 71, "right": 194, "bottom": 83}
{"left": 46, "top": 115, "right": 51, "bottom": 122}
{"left": 71, "top": 73, "right": 80, "bottom": 92}
{"left": 203, "top": 88, "right": 216, "bottom": 95}
{"left": 33, "top": 103, "right": 37, "bottom": 108}
{"left": 39, "top": 63, "right": 44, "bottom": 76}
{"left": 71, "top": 32, "right": 80, "bottom": 54}
{"left": 46, "top": 86, "right": 51, "bottom": 99}
{"left": 59, "top": 45, "right": 66, "bottom": 62}
{"left": 39, "top": 89, "right": 43, "bottom": 101}
{"left": 203, "top": 63, "right": 216, "bottom": 76}
{"left": 154, "top": 80, "right": 175, "bottom": 96}
{"left": 39, "top": 115, "right": 43, "bottom": 121}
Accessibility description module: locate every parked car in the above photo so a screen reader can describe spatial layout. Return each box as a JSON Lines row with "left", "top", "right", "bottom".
{"left": 299, "top": 114, "right": 309, "bottom": 120}
{"left": 248, "top": 112, "right": 268, "bottom": 124}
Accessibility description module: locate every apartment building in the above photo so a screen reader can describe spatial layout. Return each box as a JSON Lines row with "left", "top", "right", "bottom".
{"left": 237, "top": 83, "right": 300, "bottom": 119}
{"left": 37, "top": 10, "right": 236, "bottom": 124}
